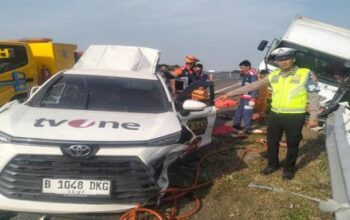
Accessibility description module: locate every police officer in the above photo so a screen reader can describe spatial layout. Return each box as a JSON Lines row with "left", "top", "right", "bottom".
{"left": 233, "top": 60, "right": 258, "bottom": 134}
{"left": 219, "top": 48, "right": 320, "bottom": 180}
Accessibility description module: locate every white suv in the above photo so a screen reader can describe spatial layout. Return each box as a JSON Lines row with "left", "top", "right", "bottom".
{"left": 0, "top": 45, "right": 216, "bottom": 214}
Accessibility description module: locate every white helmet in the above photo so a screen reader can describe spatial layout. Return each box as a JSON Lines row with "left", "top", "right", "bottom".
{"left": 271, "top": 47, "right": 296, "bottom": 61}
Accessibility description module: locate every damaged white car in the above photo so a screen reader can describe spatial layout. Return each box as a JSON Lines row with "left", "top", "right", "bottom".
{"left": 0, "top": 45, "right": 216, "bottom": 214}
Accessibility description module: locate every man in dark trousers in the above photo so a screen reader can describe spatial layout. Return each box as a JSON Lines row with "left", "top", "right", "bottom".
{"left": 233, "top": 60, "right": 258, "bottom": 134}
{"left": 219, "top": 48, "right": 319, "bottom": 180}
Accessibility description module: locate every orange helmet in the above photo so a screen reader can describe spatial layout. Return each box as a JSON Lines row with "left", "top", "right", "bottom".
{"left": 185, "top": 55, "right": 199, "bottom": 64}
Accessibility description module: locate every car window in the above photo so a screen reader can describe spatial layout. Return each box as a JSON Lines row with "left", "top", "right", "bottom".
{"left": 30, "top": 74, "right": 170, "bottom": 113}
{"left": 0, "top": 45, "right": 28, "bottom": 74}
{"left": 42, "top": 83, "right": 65, "bottom": 104}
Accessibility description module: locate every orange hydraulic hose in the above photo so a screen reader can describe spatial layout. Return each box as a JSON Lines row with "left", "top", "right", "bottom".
{"left": 174, "top": 196, "right": 201, "bottom": 220}
{"left": 119, "top": 206, "right": 164, "bottom": 220}
{"left": 119, "top": 144, "right": 266, "bottom": 220}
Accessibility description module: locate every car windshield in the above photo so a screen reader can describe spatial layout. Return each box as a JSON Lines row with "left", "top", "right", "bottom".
{"left": 29, "top": 74, "right": 170, "bottom": 113}
{"left": 267, "top": 43, "right": 349, "bottom": 86}
{"left": 268, "top": 52, "right": 347, "bottom": 86}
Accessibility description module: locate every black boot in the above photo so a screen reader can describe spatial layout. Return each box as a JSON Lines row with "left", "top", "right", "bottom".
{"left": 244, "top": 128, "right": 252, "bottom": 134}
{"left": 233, "top": 125, "right": 242, "bottom": 131}
{"left": 282, "top": 169, "right": 295, "bottom": 180}
{"left": 260, "top": 166, "right": 280, "bottom": 175}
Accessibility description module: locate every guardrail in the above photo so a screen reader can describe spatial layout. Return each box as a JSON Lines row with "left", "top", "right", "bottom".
{"left": 326, "top": 105, "right": 350, "bottom": 219}
{"left": 209, "top": 71, "right": 241, "bottom": 80}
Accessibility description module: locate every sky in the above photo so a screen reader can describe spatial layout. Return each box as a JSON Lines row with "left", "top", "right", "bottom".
{"left": 1, "top": 0, "right": 350, "bottom": 71}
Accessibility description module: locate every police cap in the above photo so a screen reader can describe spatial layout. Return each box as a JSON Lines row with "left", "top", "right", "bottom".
{"left": 271, "top": 47, "right": 296, "bottom": 61}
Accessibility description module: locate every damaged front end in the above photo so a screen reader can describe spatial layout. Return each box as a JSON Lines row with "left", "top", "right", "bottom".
{"left": 147, "top": 125, "right": 200, "bottom": 203}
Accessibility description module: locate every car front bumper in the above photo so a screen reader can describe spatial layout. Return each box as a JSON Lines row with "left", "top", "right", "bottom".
{"left": 0, "top": 142, "right": 186, "bottom": 214}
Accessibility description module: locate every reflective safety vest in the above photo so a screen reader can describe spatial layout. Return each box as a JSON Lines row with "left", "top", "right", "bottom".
{"left": 268, "top": 68, "right": 309, "bottom": 114}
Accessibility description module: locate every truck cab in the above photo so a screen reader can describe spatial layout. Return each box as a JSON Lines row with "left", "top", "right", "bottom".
{"left": 0, "top": 38, "right": 76, "bottom": 106}
{"left": 257, "top": 16, "right": 350, "bottom": 113}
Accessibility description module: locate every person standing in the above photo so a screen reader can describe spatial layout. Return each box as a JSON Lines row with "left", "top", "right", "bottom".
{"left": 172, "top": 55, "right": 199, "bottom": 94}
{"left": 254, "top": 69, "right": 270, "bottom": 121}
{"left": 219, "top": 48, "right": 320, "bottom": 180}
{"left": 158, "top": 64, "right": 177, "bottom": 96}
{"left": 232, "top": 60, "right": 258, "bottom": 134}
{"left": 190, "top": 63, "right": 209, "bottom": 83}
{"left": 189, "top": 63, "right": 210, "bottom": 101}
{"left": 174, "top": 55, "right": 199, "bottom": 78}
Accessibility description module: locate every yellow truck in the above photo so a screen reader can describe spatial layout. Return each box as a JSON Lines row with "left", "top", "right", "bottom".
{"left": 0, "top": 38, "right": 77, "bottom": 106}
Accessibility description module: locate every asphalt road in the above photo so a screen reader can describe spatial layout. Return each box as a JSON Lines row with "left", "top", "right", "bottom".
{"left": 7, "top": 73, "right": 239, "bottom": 220}
{"left": 213, "top": 72, "right": 240, "bottom": 93}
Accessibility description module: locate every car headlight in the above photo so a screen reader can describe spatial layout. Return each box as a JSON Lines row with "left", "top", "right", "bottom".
{"left": 0, "top": 131, "right": 10, "bottom": 143}
{"left": 147, "top": 132, "right": 181, "bottom": 147}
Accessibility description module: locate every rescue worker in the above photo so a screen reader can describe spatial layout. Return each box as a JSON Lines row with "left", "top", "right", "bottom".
{"left": 174, "top": 55, "right": 199, "bottom": 84}
{"left": 172, "top": 56, "right": 199, "bottom": 94}
{"left": 190, "top": 63, "right": 210, "bottom": 102}
{"left": 219, "top": 48, "right": 320, "bottom": 180}
{"left": 233, "top": 60, "right": 258, "bottom": 134}
{"left": 158, "top": 64, "right": 177, "bottom": 95}
{"left": 190, "top": 63, "right": 209, "bottom": 83}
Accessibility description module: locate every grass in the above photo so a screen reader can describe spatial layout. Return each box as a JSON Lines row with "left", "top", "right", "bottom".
{"left": 169, "top": 126, "right": 333, "bottom": 220}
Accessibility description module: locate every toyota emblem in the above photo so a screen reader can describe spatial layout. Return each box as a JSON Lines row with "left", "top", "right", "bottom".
{"left": 66, "top": 145, "right": 92, "bottom": 158}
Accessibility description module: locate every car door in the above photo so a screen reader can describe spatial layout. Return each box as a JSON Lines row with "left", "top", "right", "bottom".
{"left": 175, "top": 81, "right": 216, "bottom": 147}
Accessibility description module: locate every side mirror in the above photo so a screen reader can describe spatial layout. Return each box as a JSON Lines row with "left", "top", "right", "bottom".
{"left": 258, "top": 40, "right": 268, "bottom": 51}
{"left": 182, "top": 100, "right": 207, "bottom": 111}
{"left": 29, "top": 86, "right": 40, "bottom": 98}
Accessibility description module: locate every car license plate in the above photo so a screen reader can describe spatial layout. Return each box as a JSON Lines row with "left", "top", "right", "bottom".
{"left": 42, "top": 178, "right": 111, "bottom": 196}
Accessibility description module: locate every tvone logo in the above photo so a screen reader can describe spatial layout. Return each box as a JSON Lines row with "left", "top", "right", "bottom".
{"left": 68, "top": 119, "right": 95, "bottom": 128}
{"left": 34, "top": 118, "right": 140, "bottom": 130}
